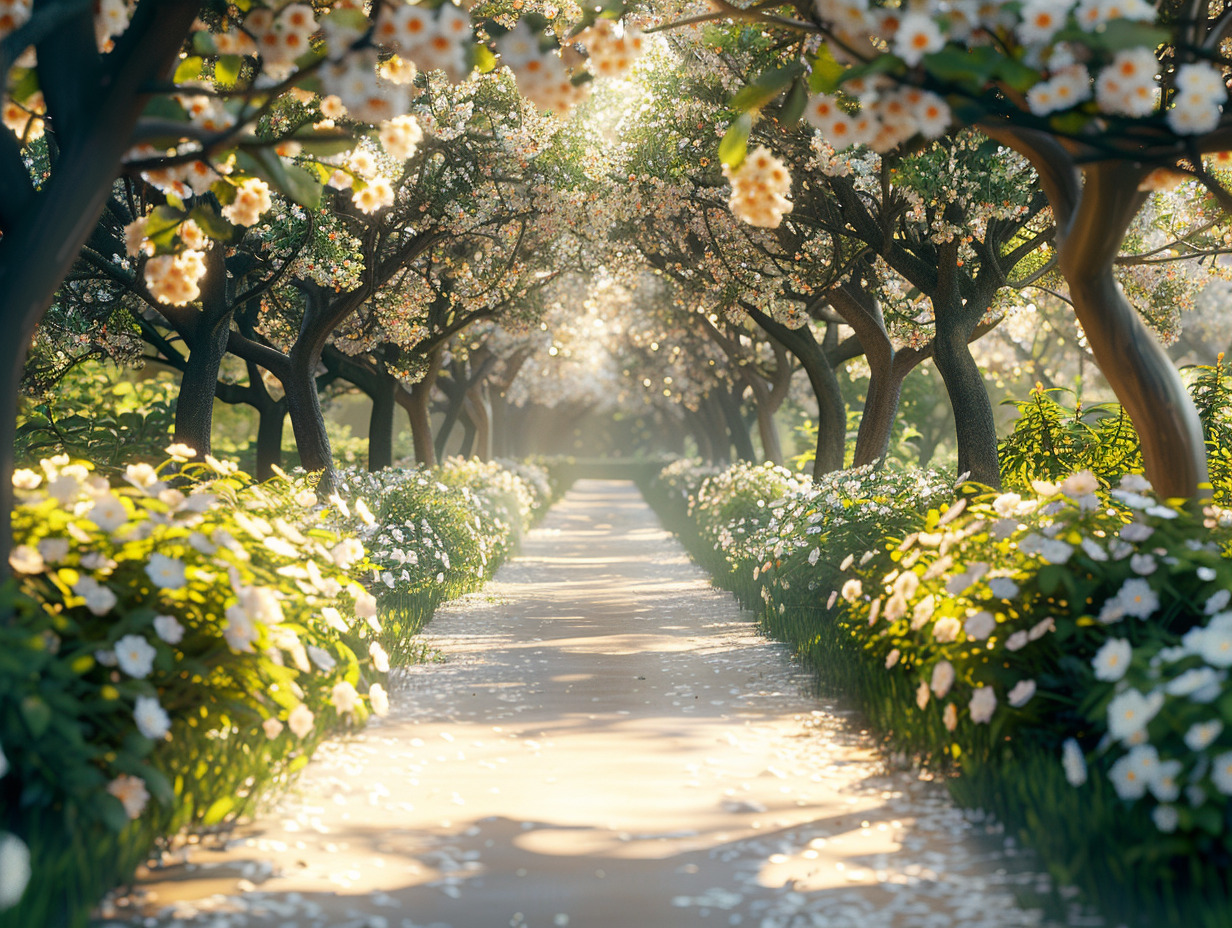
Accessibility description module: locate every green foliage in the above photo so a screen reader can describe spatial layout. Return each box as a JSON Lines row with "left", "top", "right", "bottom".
{"left": 999, "top": 385, "right": 1142, "bottom": 491}
{"left": 16, "top": 367, "right": 179, "bottom": 477}
{"left": 1, "top": 450, "right": 557, "bottom": 927}
{"left": 650, "top": 459, "right": 1232, "bottom": 927}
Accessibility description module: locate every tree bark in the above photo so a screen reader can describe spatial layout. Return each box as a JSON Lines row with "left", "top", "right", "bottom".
{"left": 0, "top": 0, "right": 200, "bottom": 575}
{"left": 746, "top": 308, "right": 844, "bottom": 479}
{"left": 255, "top": 401, "right": 286, "bottom": 479}
{"left": 283, "top": 349, "right": 333, "bottom": 481}
{"left": 171, "top": 247, "right": 231, "bottom": 455}
{"left": 716, "top": 385, "right": 756, "bottom": 462}
{"left": 368, "top": 372, "right": 396, "bottom": 472}
{"left": 985, "top": 127, "right": 1209, "bottom": 499}
{"left": 402, "top": 345, "right": 442, "bottom": 467}
{"left": 1060, "top": 162, "right": 1208, "bottom": 499}
{"left": 466, "top": 381, "right": 491, "bottom": 461}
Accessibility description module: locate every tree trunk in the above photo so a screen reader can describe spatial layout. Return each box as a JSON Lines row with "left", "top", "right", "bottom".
{"left": 172, "top": 248, "right": 231, "bottom": 456}
{"left": 932, "top": 317, "right": 1000, "bottom": 487}
{"left": 402, "top": 345, "right": 442, "bottom": 468}
{"left": 467, "top": 382, "right": 491, "bottom": 461}
{"left": 852, "top": 370, "right": 904, "bottom": 468}
{"left": 0, "top": 0, "right": 200, "bottom": 575}
{"left": 368, "top": 373, "right": 396, "bottom": 472}
{"left": 716, "top": 386, "right": 756, "bottom": 462}
{"left": 255, "top": 401, "right": 286, "bottom": 480}
{"left": 1060, "top": 162, "right": 1208, "bottom": 499}
{"left": 283, "top": 349, "right": 334, "bottom": 484}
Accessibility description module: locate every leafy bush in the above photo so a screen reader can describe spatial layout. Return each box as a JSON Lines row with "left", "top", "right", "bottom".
{"left": 0, "top": 451, "right": 382, "bottom": 928}
{"left": 0, "top": 451, "right": 556, "bottom": 928}
{"left": 650, "top": 459, "right": 1232, "bottom": 926}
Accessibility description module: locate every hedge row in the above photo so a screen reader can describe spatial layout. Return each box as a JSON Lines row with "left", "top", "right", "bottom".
{"left": 0, "top": 452, "right": 560, "bottom": 927}
{"left": 644, "top": 459, "right": 1232, "bottom": 928}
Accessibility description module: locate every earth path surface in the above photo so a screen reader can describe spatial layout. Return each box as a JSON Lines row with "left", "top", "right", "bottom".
{"left": 111, "top": 480, "right": 1093, "bottom": 928}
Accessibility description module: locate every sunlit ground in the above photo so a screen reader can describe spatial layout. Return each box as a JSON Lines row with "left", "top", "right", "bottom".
{"left": 107, "top": 482, "right": 1091, "bottom": 928}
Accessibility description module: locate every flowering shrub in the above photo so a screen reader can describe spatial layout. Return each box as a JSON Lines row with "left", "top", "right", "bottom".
{"left": 1, "top": 451, "right": 382, "bottom": 927}
{"left": 650, "top": 459, "right": 1232, "bottom": 925}
{"left": 0, "top": 451, "right": 554, "bottom": 927}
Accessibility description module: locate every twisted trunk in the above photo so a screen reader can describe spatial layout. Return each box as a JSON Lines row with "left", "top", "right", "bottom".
{"left": 255, "top": 401, "right": 286, "bottom": 479}
{"left": 0, "top": 0, "right": 200, "bottom": 574}
{"left": 368, "top": 372, "right": 396, "bottom": 472}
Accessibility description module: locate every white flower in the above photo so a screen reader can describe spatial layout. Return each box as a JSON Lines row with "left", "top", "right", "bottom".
{"left": 1205, "top": 589, "right": 1231, "bottom": 615}
{"left": 992, "top": 492, "right": 1022, "bottom": 517}
{"left": 1152, "top": 805, "right": 1179, "bottom": 833}
{"left": 894, "top": 11, "right": 945, "bottom": 65}
{"left": 1211, "top": 751, "right": 1232, "bottom": 794}
{"left": 331, "top": 537, "right": 365, "bottom": 570}
{"left": 107, "top": 774, "right": 150, "bottom": 819}
{"left": 1092, "top": 638, "right": 1132, "bottom": 681}
{"left": 1109, "top": 744, "right": 1158, "bottom": 799}
{"left": 1038, "top": 538, "right": 1074, "bottom": 564}
{"left": 12, "top": 468, "right": 42, "bottom": 490}
{"left": 332, "top": 680, "right": 360, "bottom": 714}
{"left": 969, "top": 686, "right": 997, "bottom": 723}
{"left": 933, "top": 616, "right": 961, "bottom": 643}
{"left": 369, "top": 641, "right": 390, "bottom": 673}
{"left": 930, "top": 660, "right": 955, "bottom": 698}
{"left": 1117, "top": 578, "right": 1158, "bottom": 619}
{"left": 146, "top": 553, "right": 187, "bottom": 590}
{"left": 38, "top": 537, "right": 70, "bottom": 564}
{"left": 134, "top": 695, "right": 171, "bottom": 740}
{"left": 1165, "top": 667, "right": 1222, "bottom": 699}
{"left": 1149, "top": 759, "right": 1183, "bottom": 802}
{"left": 153, "top": 615, "right": 184, "bottom": 645}
{"left": 1129, "top": 553, "right": 1157, "bottom": 575}
{"left": 942, "top": 703, "right": 958, "bottom": 731}
{"left": 288, "top": 704, "right": 314, "bottom": 739}
{"left": 1005, "top": 630, "right": 1030, "bottom": 651}
{"left": 1080, "top": 538, "right": 1108, "bottom": 562}
{"left": 1182, "top": 613, "right": 1232, "bottom": 667}
{"left": 308, "top": 645, "right": 337, "bottom": 672}
{"left": 988, "top": 577, "right": 1019, "bottom": 599}
{"left": 0, "top": 832, "right": 31, "bottom": 910}
{"left": 964, "top": 611, "right": 996, "bottom": 641}
{"left": 114, "top": 634, "right": 157, "bottom": 679}
{"left": 1185, "top": 719, "right": 1223, "bottom": 751}
{"left": 88, "top": 494, "right": 129, "bottom": 533}
{"left": 916, "top": 680, "right": 931, "bottom": 710}
{"left": 1062, "top": 738, "right": 1087, "bottom": 786}
{"left": 262, "top": 717, "right": 284, "bottom": 739}
{"left": 1008, "top": 679, "right": 1037, "bottom": 707}
{"left": 8, "top": 545, "right": 44, "bottom": 575}
{"left": 885, "top": 648, "right": 901, "bottom": 669}
{"left": 369, "top": 682, "right": 390, "bottom": 717}
{"left": 73, "top": 575, "right": 117, "bottom": 616}
{"left": 841, "top": 578, "right": 863, "bottom": 602}
{"left": 1107, "top": 688, "right": 1163, "bottom": 743}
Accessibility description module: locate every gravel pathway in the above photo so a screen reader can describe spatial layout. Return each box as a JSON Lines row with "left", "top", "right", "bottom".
{"left": 109, "top": 479, "right": 1100, "bottom": 928}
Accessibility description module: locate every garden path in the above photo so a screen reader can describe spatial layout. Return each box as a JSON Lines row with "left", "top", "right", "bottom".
{"left": 110, "top": 480, "right": 1092, "bottom": 928}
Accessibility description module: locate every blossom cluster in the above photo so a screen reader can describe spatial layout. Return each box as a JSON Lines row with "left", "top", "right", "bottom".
{"left": 722, "top": 146, "right": 794, "bottom": 228}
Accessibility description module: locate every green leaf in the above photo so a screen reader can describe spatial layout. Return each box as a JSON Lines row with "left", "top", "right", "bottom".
{"left": 101, "top": 797, "right": 132, "bottom": 833}
{"left": 211, "top": 179, "right": 238, "bottom": 206}
{"left": 924, "top": 46, "right": 1001, "bottom": 92}
{"left": 838, "top": 55, "right": 903, "bottom": 88}
{"left": 9, "top": 67, "right": 40, "bottom": 104}
{"left": 779, "top": 79, "right": 808, "bottom": 126}
{"left": 141, "top": 95, "right": 189, "bottom": 123}
{"left": 718, "top": 112, "right": 752, "bottom": 168}
{"left": 474, "top": 43, "right": 497, "bottom": 74}
{"left": 808, "top": 44, "right": 847, "bottom": 95}
{"left": 201, "top": 795, "right": 236, "bottom": 826}
{"left": 174, "top": 56, "right": 204, "bottom": 84}
{"left": 237, "top": 148, "right": 323, "bottom": 210}
{"left": 1069, "top": 19, "right": 1170, "bottom": 52}
{"left": 214, "top": 55, "right": 244, "bottom": 88}
{"left": 729, "top": 62, "right": 804, "bottom": 113}
{"left": 21, "top": 695, "right": 52, "bottom": 738}
{"left": 144, "top": 205, "right": 187, "bottom": 252}
{"left": 188, "top": 205, "right": 240, "bottom": 243}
